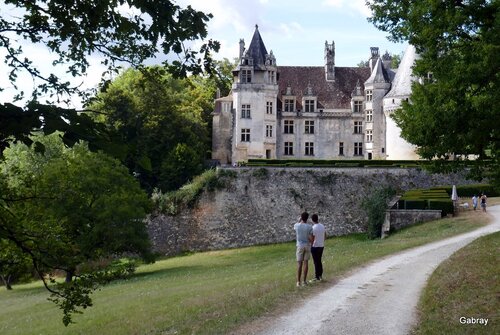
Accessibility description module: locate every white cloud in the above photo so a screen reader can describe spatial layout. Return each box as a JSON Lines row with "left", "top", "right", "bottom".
{"left": 277, "top": 21, "right": 304, "bottom": 38}
{"left": 322, "top": 0, "right": 343, "bottom": 8}
{"left": 322, "top": 0, "right": 371, "bottom": 17}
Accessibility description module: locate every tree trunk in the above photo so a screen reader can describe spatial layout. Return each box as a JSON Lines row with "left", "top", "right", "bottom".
{"left": 1, "top": 275, "right": 13, "bottom": 290}
{"left": 65, "top": 270, "right": 74, "bottom": 283}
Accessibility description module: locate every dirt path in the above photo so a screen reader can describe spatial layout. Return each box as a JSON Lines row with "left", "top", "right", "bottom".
{"left": 245, "top": 206, "right": 500, "bottom": 335}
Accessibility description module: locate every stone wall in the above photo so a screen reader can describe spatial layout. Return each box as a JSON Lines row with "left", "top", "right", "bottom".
{"left": 147, "top": 167, "right": 475, "bottom": 255}
{"left": 381, "top": 209, "right": 442, "bottom": 238}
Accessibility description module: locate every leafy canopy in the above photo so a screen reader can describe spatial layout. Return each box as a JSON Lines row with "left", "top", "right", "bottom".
{"left": 0, "top": 0, "right": 219, "bottom": 156}
{"left": 367, "top": 0, "right": 499, "bottom": 183}
{"left": 1, "top": 134, "right": 153, "bottom": 324}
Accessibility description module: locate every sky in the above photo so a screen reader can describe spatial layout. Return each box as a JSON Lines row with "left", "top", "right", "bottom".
{"left": 180, "top": 0, "right": 408, "bottom": 66}
{"left": 0, "top": 0, "right": 408, "bottom": 107}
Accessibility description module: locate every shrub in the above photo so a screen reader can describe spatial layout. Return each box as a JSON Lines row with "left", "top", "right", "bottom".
{"left": 362, "top": 187, "right": 396, "bottom": 239}
{"left": 252, "top": 168, "right": 269, "bottom": 178}
{"left": 151, "top": 169, "right": 225, "bottom": 215}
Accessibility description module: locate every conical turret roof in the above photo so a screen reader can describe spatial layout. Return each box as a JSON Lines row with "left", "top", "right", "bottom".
{"left": 385, "top": 45, "right": 419, "bottom": 98}
{"left": 365, "top": 58, "right": 390, "bottom": 84}
{"left": 244, "top": 25, "right": 268, "bottom": 66}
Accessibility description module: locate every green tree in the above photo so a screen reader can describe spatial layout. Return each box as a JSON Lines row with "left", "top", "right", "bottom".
{"left": 0, "top": 238, "right": 33, "bottom": 290}
{"left": 1, "top": 134, "right": 153, "bottom": 324}
{"left": 362, "top": 187, "right": 395, "bottom": 239}
{"left": 391, "top": 52, "right": 402, "bottom": 69}
{"left": 90, "top": 67, "right": 211, "bottom": 192}
{"left": 0, "top": 0, "right": 219, "bottom": 156}
{"left": 367, "top": 0, "right": 500, "bottom": 183}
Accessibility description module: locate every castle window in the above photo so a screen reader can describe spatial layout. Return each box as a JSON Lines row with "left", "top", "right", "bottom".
{"left": 241, "top": 128, "right": 250, "bottom": 142}
{"left": 354, "top": 142, "right": 363, "bottom": 156}
{"left": 266, "top": 101, "right": 273, "bottom": 114}
{"left": 284, "top": 99, "right": 295, "bottom": 112}
{"left": 354, "top": 121, "right": 363, "bottom": 134}
{"left": 266, "top": 125, "right": 273, "bottom": 138}
{"left": 241, "top": 69, "right": 252, "bottom": 83}
{"left": 366, "top": 130, "right": 373, "bottom": 143}
{"left": 339, "top": 142, "right": 344, "bottom": 156}
{"left": 366, "top": 110, "right": 373, "bottom": 122}
{"left": 353, "top": 101, "right": 363, "bottom": 113}
{"left": 305, "top": 120, "right": 315, "bottom": 134}
{"left": 241, "top": 104, "right": 251, "bottom": 118}
{"left": 284, "top": 120, "right": 294, "bottom": 134}
{"left": 305, "top": 99, "right": 315, "bottom": 113}
{"left": 366, "top": 90, "right": 373, "bottom": 101}
{"left": 305, "top": 142, "right": 314, "bottom": 156}
{"left": 284, "top": 142, "right": 294, "bottom": 156}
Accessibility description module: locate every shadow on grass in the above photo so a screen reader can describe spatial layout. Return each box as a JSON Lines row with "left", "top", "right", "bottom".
{"left": 1, "top": 283, "right": 49, "bottom": 295}
{"left": 131, "top": 264, "right": 206, "bottom": 280}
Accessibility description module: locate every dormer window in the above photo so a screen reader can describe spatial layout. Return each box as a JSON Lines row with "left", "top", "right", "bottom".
{"left": 241, "top": 70, "right": 252, "bottom": 83}
{"left": 304, "top": 99, "right": 315, "bottom": 113}
{"left": 353, "top": 101, "right": 363, "bottom": 113}
{"left": 284, "top": 98, "right": 295, "bottom": 112}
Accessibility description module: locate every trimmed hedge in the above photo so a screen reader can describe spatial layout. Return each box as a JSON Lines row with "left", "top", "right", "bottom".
{"left": 244, "top": 158, "right": 424, "bottom": 168}
{"left": 430, "top": 184, "right": 499, "bottom": 197}
{"left": 398, "top": 187, "right": 453, "bottom": 216}
{"left": 428, "top": 199, "right": 454, "bottom": 216}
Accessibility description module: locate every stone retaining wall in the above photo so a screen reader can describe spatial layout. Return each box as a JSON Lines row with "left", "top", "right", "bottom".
{"left": 381, "top": 209, "right": 443, "bottom": 238}
{"left": 147, "top": 167, "right": 475, "bottom": 255}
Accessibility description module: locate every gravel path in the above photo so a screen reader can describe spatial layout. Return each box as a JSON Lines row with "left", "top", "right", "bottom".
{"left": 252, "top": 206, "right": 500, "bottom": 335}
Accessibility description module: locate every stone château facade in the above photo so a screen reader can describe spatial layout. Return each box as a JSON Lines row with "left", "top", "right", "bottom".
{"left": 212, "top": 25, "right": 419, "bottom": 164}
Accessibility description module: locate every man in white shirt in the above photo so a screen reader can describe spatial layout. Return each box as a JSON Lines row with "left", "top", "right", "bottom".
{"left": 294, "top": 212, "right": 313, "bottom": 287}
{"left": 311, "top": 214, "right": 326, "bottom": 281}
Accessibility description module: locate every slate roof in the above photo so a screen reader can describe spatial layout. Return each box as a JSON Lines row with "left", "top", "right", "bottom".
{"left": 244, "top": 25, "right": 269, "bottom": 68}
{"left": 277, "top": 66, "right": 371, "bottom": 110}
{"left": 385, "top": 45, "right": 419, "bottom": 98}
{"left": 365, "top": 58, "right": 390, "bottom": 84}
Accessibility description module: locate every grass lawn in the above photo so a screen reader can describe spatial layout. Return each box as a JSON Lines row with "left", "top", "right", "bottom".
{"left": 411, "top": 232, "right": 499, "bottom": 335}
{"left": 0, "top": 203, "right": 496, "bottom": 335}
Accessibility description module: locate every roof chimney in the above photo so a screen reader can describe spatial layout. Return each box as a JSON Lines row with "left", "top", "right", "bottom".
{"left": 239, "top": 39, "right": 245, "bottom": 59}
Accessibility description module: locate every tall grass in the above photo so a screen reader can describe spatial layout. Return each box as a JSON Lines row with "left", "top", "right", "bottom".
{"left": 0, "top": 208, "right": 494, "bottom": 335}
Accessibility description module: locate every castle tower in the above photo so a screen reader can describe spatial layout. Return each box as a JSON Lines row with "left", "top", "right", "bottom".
{"left": 325, "top": 41, "right": 335, "bottom": 81}
{"left": 231, "top": 25, "right": 279, "bottom": 163}
{"left": 364, "top": 55, "right": 391, "bottom": 159}
{"left": 383, "top": 45, "right": 420, "bottom": 160}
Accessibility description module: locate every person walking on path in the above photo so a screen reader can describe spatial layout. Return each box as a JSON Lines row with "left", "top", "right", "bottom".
{"left": 294, "top": 212, "right": 313, "bottom": 287}
{"left": 481, "top": 194, "right": 487, "bottom": 212}
{"left": 310, "top": 214, "right": 326, "bottom": 282}
{"left": 472, "top": 194, "right": 478, "bottom": 210}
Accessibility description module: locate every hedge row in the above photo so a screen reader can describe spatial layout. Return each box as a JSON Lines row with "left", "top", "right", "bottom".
{"left": 399, "top": 187, "right": 453, "bottom": 216}
{"left": 244, "top": 159, "right": 423, "bottom": 168}
{"left": 243, "top": 159, "right": 488, "bottom": 169}
{"left": 395, "top": 199, "right": 454, "bottom": 216}
{"left": 430, "top": 184, "right": 499, "bottom": 197}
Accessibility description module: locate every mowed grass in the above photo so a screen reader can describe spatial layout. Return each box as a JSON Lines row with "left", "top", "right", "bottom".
{"left": 412, "top": 231, "right": 499, "bottom": 335}
{"left": 0, "top": 205, "right": 496, "bottom": 335}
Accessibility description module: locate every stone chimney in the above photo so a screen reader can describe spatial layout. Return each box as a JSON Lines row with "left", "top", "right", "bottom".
{"left": 239, "top": 39, "right": 245, "bottom": 59}
{"left": 382, "top": 50, "right": 392, "bottom": 69}
{"left": 324, "top": 40, "right": 335, "bottom": 81}
{"left": 369, "top": 47, "right": 380, "bottom": 72}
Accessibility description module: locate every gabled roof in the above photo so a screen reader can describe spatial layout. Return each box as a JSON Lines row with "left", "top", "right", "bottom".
{"left": 277, "top": 66, "right": 371, "bottom": 110}
{"left": 245, "top": 25, "right": 268, "bottom": 67}
{"left": 385, "top": 45, "right": 419, "bottom": 98}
